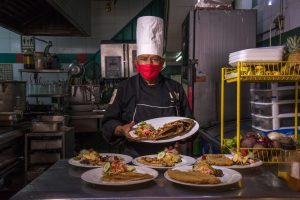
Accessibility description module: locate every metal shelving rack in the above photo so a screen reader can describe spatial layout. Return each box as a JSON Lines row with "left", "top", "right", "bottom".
{"left": 220, "top": 61, "right": 300, "bottom": 161}
{"left": 19, "top": 69, "right": 69, "bottom": 112}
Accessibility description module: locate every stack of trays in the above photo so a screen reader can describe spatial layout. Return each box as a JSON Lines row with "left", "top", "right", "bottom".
{"left": 229, "top": 46, "right": 284, "bottom": 66}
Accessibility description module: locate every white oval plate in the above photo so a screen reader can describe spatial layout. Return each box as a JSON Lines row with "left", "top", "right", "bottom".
{"left": 68, "top": 153, "right": 133, "bottom": 168}
{"left": 81, "top": 166, "right": 158, "bottom": 186}
{"left": 128, "top": 117, "right": 199, "bottom": 144}
{"left": 164, "top": 165, "right": 242, "bottom": 187}
{"left": 132, "top": 154, "right": 196, "bottom": 169}
{"left": 197, "top": 154, "right": 263, "bottom": 169}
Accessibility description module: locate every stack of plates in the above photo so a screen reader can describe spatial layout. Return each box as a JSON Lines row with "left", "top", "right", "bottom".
{"left": 229, "top": 46, "right": 284, "bottom": 66}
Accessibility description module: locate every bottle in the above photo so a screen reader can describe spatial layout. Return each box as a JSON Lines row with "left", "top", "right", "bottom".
{"left": 278, "top": 144, "right": 296, "bottom": 181}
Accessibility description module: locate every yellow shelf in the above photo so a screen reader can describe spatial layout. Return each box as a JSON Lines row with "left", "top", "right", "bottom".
{"left": 220, "top": 61, "right": 300, "bottom": 163}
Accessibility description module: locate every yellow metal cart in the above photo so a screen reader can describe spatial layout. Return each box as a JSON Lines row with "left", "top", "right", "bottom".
{"left": 221, "top": 61, "right": 300, "bottom": 162}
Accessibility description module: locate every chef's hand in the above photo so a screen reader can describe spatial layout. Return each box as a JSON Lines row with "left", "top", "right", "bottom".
{"left": 115, "top": 121, "right": 135, "bottom": 139}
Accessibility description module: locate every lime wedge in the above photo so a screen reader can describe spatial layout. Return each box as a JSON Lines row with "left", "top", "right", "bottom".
{"left": 103, "top": 162, "right": 111, "bottom": 173}
{"left": 157, "top": 151, "right": 166, "bottom": 159}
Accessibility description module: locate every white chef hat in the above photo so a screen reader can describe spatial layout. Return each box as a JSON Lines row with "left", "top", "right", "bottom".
{"left": 136, "top": 16, "right": 164, "bottom": 57}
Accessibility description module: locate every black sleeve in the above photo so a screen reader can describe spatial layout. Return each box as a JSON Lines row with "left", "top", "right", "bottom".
{"left": 178, "top": 84, "right": 193, "bottom": 118}
{"left": 102, "top": 86, "right": 125, "bottom": 145}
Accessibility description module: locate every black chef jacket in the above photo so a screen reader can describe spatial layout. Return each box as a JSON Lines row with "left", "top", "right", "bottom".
{"left": 102, "top": 74, "right": 192, "bottom": 157}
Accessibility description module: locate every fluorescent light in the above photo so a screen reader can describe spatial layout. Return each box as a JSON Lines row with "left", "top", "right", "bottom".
{"left": 268, "top": 0, "right": 272, "bottom": 6}
{"left": 176, "top": 55, "right": 182, "bottom": 62}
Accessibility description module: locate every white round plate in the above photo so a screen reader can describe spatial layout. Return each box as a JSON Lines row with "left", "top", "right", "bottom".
{"left": 132, "top": 154, "right": 196, "bottom": 169}
{"left": 164, "top": 165, "right": 242, "bottom": 187}
{"left": 81, "top": 166, "right": 158, "bottom": 186}
{"left": 128, "top": 117, "right": 199, "bottom": 144}
{"left": 68, "top": 153, "right": 133, "bottom": 168}
{"left": 197, "top": 154, "right": 263, "bottom": 169}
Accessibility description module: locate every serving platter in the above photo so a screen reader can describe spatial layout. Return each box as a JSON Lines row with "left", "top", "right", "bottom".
{"left": 132, "top": 154, "right": 196, "bottom": 169}
{"left": 128, "top": 116, "right": 199, "bottom": 143}
{"left": 81, "top": 166, "right": 158, "bottom": 186}
{"left": 164, "top": 165, "right": 242, "bottom": 187}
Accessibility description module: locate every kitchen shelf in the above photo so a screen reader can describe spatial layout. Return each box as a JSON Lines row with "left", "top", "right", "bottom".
{"left": 27, "top": 94, "right": 69, "bottom": 98}
{"left": 221, "top": 61, "right": 300, "bottom": 159}
{"left": 19, "top": 69, "right": 67, "bottom": 73}
{"left": 251, "top": 113, "right": 273, "bottom": 119}
{"left": 253, "top": 125, "right": 300, "bottom": 132}
{"left": 250, "top": 86, "right": 296, "bottom": 91}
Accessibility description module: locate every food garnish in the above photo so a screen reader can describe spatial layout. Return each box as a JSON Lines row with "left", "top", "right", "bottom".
{"left": 73, "top": 149, "right": 123, "bottom": 166}
{"left": 137, "top": 146, "right": 182, "bottom": 167}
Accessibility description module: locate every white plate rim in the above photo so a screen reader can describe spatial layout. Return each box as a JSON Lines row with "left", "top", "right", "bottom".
{"left": 197, "top": 154, "right": 263, "bottom": 169}
{"left": 164, "top": 165, "right": 242, "bottom": 187}
{"left": 132, "top": 154, "right": 196, "bottom": 169}
{"left": 128, "top": 116, "right": 199, "bottom": 144}
{"left": 81, "top": 166, "right": 158, "bottom": 186}
{"left": 68, "top": 153, "right": 133, "bottom": 168}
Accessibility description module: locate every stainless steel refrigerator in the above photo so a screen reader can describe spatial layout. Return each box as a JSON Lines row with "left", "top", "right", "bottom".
{"left": 100, "top": 42, "right": 137, "bottom": 78}
{"left": 182, "top": 9, "right": 257, "bottom": 127}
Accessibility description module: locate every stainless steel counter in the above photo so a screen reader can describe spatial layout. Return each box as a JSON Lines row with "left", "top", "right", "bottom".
{"left": 10, "top": 159, "right": 300, "bottom": 200}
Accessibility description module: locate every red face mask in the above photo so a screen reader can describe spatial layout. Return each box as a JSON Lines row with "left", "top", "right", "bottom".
{"left": 136, "top": 64, "right": 163, "bottom": 81}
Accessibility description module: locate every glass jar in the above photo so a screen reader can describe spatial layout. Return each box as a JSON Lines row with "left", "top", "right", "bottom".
{"left": 288, "top": 150, "right": 300, "bottom": 191}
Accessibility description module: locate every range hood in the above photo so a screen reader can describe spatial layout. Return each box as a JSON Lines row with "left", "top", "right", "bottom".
{"left": 0, "top": 0, "right": 91, "bottom": 36}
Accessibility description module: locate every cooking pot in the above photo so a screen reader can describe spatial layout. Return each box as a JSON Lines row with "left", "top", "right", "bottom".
{"left": 0, "top": 81, "right": 26, "bottom": 112}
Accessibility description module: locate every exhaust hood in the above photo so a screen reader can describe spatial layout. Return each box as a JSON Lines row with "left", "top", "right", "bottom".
{"left": 0, "top": 0, "right": 91, "bottom": 36}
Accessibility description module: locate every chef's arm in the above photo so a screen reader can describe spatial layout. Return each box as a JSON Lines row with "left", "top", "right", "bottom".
{"left": 102, "top": 89, "right": 125, "bottom": 144}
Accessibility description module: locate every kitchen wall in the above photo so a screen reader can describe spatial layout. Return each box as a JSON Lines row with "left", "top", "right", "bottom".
{"left": 236, "top": 0, "right": 300, "bottom": 45}
{"left": 166, "top": 0, "right": 197, "bottom": 52}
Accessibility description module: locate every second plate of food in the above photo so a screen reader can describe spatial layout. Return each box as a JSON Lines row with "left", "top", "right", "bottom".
{"left": 132, "top": 154, "right": 196, "bottom": 169}
{"left": 164, "top": 165, "right": 242, "bottom": 187}
{"left": 81, "top": 166, "right": 158, "bottom": 186}
{"left": 198, "top": 154, "right": 263, "bottom": 169}
{"left": 69, "top": 152, "right": 133, "bottom": 168}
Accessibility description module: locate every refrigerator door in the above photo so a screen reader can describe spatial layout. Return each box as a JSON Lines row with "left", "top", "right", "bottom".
{"left": 100, "top": 43, "right": 127, "bottom": 78}
{"left": 128, "top": 43, "right": 138, "bottom": 77}
{"left": 190, "top": 10, "right": 256, "bottom": 126}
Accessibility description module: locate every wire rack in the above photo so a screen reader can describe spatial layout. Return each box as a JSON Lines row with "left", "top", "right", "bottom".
{"left": 224, "top": 61, "right": 300, "bottom": 82}
{"left": 0, "top": 64, "right": 13, "bottom": 80}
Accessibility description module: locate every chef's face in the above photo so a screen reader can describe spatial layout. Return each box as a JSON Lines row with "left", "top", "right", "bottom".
{"left": 135, "top": 54, "right": 164, "bottom": 65}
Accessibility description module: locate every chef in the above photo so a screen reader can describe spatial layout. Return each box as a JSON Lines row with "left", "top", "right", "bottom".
{"left": 102, "top": 16, "right": 192, "bottom": 157}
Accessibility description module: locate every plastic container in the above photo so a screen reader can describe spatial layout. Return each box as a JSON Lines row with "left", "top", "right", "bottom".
{"left": 250, "top": 90, "right": 273, "bottom": 102}
{"left": 251, "top": 103, "right": 272, "bottom": 116}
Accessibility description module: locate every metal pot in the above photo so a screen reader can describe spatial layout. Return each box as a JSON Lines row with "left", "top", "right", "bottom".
{"left": 0, "top": 81, "right": 26, "bottom": 112}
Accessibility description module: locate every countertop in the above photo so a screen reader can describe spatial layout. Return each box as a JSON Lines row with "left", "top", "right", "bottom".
{"left": 10, "top": 159, "right": 300, "bottom": 200}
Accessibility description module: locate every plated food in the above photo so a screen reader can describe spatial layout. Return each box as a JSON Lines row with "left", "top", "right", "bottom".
{"left": 133, "top": 147, "right": 196, "bottom": 169}
{"left": 81, "top": 160, "right": 158, "bottom": 186}
{"left": 68, "top": 149, "right": 132, "bottom": 168}
{"left": 128, "top": 117, "right": 199, "bottom": 143}
{"left": 165, "top": 161, "right": 242, "bottom": 187}
{"left": 199, "top": 153, "right": 263, "bottom": 169}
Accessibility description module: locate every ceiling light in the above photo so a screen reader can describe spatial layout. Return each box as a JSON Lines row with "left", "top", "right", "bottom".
{"left": 268, "top": 0, "right": 272, "bottom": 6}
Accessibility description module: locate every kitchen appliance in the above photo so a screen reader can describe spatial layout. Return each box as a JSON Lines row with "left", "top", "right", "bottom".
{"left": 100, "top": 42, "right": 137, "bottom": 78}
{"left": 0, "top": 81, "right": 26, "bottom": 112}
{"left": 182, "top": 9, "right": 256, "bottom": 126}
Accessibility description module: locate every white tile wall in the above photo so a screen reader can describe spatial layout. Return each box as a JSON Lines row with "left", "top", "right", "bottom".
{"left": 254, "top": 0, "right": 300, "bottom": 41}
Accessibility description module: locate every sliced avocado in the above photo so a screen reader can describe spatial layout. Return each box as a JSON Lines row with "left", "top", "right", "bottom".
{"left": 103, "top": 162, "right": 111, "bottom": 173}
